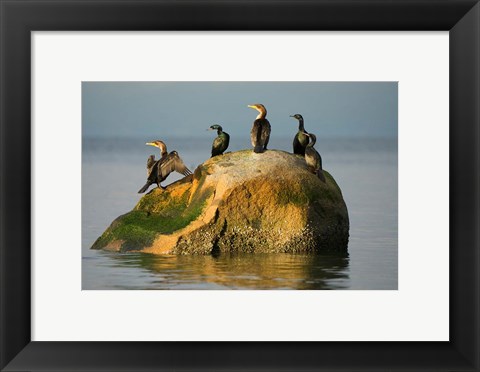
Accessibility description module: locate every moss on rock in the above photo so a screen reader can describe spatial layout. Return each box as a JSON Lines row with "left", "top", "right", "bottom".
{"left": 91, "top": 149, "right": 349, "bottom": 255}
{"left": 91, "top": 177, "right": 212, "bottom": 252}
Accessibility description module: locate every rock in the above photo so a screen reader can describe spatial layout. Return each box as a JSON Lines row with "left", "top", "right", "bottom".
{"left": 91, "top": 150, "right": 349, "bottom": 255}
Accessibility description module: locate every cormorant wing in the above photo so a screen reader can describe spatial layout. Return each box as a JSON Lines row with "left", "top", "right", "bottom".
{"left": 212, "top": 136, "right": 225, "bottom": 154}
{"left": 223, "top": 132, "right": 230, "bottom": 148}
{"left": 260, "top": 119, "right": 271, "bottom": 148}
{"left": 293, "top": 135, "right": 302, "bottom": 153}
{"left": 147, "top": 159, "right": 161, "bottom": 181}
{"left": 212, "top": 136, "right": 224, "bottom": 150}
{"left": 146, "top": 155, "right": 156, "bottom": 175}
{"left": 251, "top": 120, "right": 263, "bottom": 147}
{"left": 160, "top": 152, "right": 192, "bottom": 178}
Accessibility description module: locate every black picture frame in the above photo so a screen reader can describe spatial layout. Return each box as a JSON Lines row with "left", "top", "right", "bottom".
{"left": 1, "top": 0, "right": 479, "bottom": 371}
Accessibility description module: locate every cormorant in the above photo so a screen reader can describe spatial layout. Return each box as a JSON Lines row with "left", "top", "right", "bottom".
{"left": 304, "top": 133, "right": 326, "bottom": 183}
{"left": 248, "top": 103, "right": 271, "bottom": 153}
{"left": 290, "top": 114, "right": 310, "bottom": 156}
{"left": 208, "top": 124, "right": 230, "bottom": 157}
{"left": 138, "top": 140, "right": 192, "bottom": 193}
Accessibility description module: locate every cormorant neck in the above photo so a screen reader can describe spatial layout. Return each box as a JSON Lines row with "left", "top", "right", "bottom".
{"left": 255, "top": 107, "right": 266, "bottom": 120}
{"left": 159, "top": 144, "right": 167, "bottom": 157}
{"left": 256, "top": 111, "right": 266, "bottom": 120}
{"left": 217, "top": 128, "right": 223, "bottom": 135}
{"left": 298, "top": 119, "right": 305, "bottom": 131}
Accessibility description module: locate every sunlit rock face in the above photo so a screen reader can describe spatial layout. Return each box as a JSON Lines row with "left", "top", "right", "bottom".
{"left": 91, "top": 150, "right": 349, "bottom": 255}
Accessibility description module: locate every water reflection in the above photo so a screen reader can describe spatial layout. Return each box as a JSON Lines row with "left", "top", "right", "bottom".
{"left": 101, "top": 252, "right": 350, "bottom": 290}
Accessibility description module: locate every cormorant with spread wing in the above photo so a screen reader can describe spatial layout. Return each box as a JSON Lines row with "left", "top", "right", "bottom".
{"left": 208, "top": 124, "right": 230, "bottom": 157}
{"left": 248, "top": 103, "right": 271, "bottom": 153}
{"left": 290, "top": 114, "right": 310, "bottom": 156}
{"left": 304, "top": 133, "right": 326, "bottom": 183}
{"left": 138, "top": 140, "right": 192, "bottom": 193}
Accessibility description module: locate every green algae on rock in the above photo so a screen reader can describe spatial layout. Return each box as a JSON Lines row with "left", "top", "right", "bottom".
{"left": 91, "top": 150, "right": 349, "bottom": 255}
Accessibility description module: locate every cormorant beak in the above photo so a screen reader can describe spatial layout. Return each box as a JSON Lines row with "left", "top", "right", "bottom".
{"left": 289, "top": 115, "right": 294, "bottom": 118}
{"left": 247, "top": 105, "right": 256, "bottom": 109}
{"left": 145, "top": 142, "right": 156, "bottom": 147}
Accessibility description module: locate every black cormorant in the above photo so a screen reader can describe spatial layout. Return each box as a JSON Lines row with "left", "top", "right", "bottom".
{"left": 290, "top": 114, "right": 310, "bottom": 156}
{"left": 304, "top": 133, "right": 326, "bottom": 183}
{"left": 248, "top": 103, "right": 271, "bottom": 153}
{"left": 138, "top": 140, "right": 192, "bottom": 193}
{"left": 208, "top": 124, "right": 230, "bottom": 157}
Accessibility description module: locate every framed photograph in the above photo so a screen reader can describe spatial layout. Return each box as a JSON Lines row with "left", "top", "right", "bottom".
{"left": 81, "top": 80, "right": 394, "bottom": 290}
{"left": 1, "top": 0, "right": 479, "bottom": 371}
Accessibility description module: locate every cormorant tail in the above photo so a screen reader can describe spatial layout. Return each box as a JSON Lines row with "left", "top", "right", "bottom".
{"left": 317, "top": 170, "right": 326, "bottom": 183}
{"left": 138, "top": 182, "right": 151, "bottom": 193}
{"left": 253, "top": 145, "right": 264, "bottom": 153}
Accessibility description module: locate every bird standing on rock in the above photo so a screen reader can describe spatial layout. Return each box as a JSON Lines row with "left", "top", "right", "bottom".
{"left": 248, "top": 103, "right": 271, "bottom": 153}
{"left": 290, "top": 114, "right": 310, "bottom": 156}
{"left": 304, "top": 133, "right": 326, "bottom": 183}
{"left": 208, "top": 124, "right": 230, "bottom": 157}
{"left": 138, "top": 140, "right": 192, "bottom": 193}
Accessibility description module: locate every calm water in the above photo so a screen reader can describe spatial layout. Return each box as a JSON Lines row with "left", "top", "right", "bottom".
{"left": 82, "top": 137, "right": 397, "bottom": 290}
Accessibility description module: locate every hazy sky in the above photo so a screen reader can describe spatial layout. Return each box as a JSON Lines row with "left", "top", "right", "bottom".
{"left": 82, "top": 82, "right": 397, "bottom": 139}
